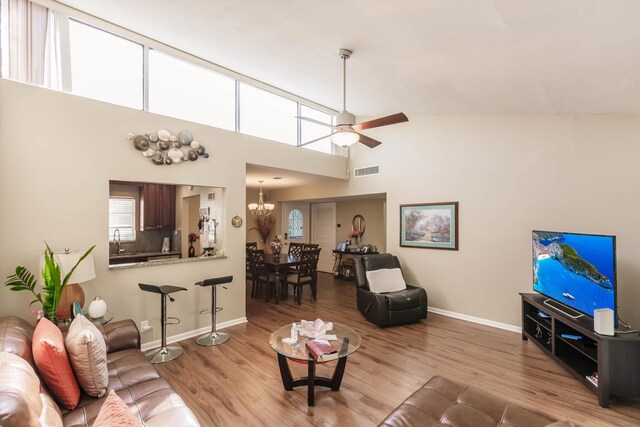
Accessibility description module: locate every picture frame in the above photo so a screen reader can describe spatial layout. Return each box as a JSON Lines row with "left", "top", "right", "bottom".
{"left": 400, "top": 202, "right": 458, "bottom": 250}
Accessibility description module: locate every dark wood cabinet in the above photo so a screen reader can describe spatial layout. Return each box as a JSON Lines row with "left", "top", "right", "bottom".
{"left": 142, "top": 183, "right": 176, "bottom": 230}
{"left": 521, "top": 293, "right": 640, "bottom": 407}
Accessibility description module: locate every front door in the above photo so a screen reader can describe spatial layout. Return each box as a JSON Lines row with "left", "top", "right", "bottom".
{"left": 282, "top": 202, "right": 310, "bottom": 253}
{"left": 311, "top": 202, "right": 336, "bottom": 273}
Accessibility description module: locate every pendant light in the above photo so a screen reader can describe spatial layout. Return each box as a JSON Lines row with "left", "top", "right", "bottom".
{"left": 248, "top": 180, "right": 275, "bottom": 216}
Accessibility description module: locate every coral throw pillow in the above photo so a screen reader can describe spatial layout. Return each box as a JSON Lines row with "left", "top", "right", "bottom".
{"left": 32, "top": 317, "right": 80, "bottom": 410}
{"left": 93, "top": 390, "right": 141, "bottom": 427}
{"left": 65, "top": 315, "right": 108, "bottom": 397}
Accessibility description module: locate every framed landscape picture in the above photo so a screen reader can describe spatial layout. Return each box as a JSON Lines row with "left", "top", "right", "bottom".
{"left": 400, "top": 202, "right": 458, "bottom": 250}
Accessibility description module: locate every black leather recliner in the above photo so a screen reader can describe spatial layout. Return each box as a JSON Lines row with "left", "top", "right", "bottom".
{"left": 354, "top": 254, "right": 428, "bottom": 327}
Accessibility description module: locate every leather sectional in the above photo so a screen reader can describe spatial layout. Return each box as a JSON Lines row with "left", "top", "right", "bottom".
{"left": 0, "top": 315, "right": 199, "bottom": 426}
{"left": 379, "top": 375, "right": 572, "bottom": 427}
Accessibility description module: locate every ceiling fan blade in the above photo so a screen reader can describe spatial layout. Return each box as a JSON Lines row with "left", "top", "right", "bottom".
{"left": 299, "top": 131, "right": 337, "bottom": 147}
{"left": 355, "top": 132, "right": 382, "bottom": 148}
{"left": 295, "top": 116, "right": 336, "bottom": 129}
{"left": 351, "top": 112, "right": 408, "bottom": 132}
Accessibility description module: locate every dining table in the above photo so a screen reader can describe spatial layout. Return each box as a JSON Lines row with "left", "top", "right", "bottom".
{"left": 264, "top": 253, "right": 301, "bottom": 303}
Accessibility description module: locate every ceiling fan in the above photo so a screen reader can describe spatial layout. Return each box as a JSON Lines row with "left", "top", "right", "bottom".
{"left": 296, "top": 48, "right": 408, "bottom": 149}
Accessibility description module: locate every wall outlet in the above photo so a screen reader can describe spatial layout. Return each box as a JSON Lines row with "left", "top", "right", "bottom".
{"left": 140, "top": 320, "right": 151, "bottom": 332}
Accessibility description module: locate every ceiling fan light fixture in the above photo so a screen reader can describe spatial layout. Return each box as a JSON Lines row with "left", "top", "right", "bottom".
{"left": 331, "top": 130, "right": 359, "bottom": 147}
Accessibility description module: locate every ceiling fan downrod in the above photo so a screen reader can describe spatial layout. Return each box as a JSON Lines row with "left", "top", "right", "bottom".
{"left": 336, "top": 49, "right": 355, "bottom": 127}
{"left": 338, "top": 48, "right": 352, "bottom": 112}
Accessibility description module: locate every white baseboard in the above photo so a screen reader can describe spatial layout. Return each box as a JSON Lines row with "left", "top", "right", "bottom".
{"left": 428, "top": 307, "right": 521, "bottom": 333}
{"left": 141, "top": 317, "right": 248, "bottom": 351}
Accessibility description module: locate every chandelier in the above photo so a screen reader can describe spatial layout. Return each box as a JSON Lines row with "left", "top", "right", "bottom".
{"left": 248, "top": 180, "right": 275, "bottom": 216}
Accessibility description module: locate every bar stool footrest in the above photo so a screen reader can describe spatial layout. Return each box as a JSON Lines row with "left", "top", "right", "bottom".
{"left": 166, "top": 317, "right": 180, "bottom": 325}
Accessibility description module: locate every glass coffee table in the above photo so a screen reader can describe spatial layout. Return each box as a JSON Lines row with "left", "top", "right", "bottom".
{"left": 269, "top": 323, "right": 361, "bottom": 406}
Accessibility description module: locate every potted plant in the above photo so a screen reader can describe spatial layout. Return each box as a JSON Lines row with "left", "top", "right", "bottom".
{"left": 4, "top": 242, "right": 96, "bottom": 321}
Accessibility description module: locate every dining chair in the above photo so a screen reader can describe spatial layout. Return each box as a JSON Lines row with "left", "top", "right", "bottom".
{"left": 302, "top": 243, "right": 319, "bottom": 250}
{"left": 287, "top": 242, "right": 305, "bottom": 275}
{"left": 249, "top": 248, "right": 276, "bottom": 302}
{"left": 288, "top": 242, "right": 305, "bottom": 257}
{"left": 286, "top": 248, "right": 321, "bottom": 305}
{"left": 246, "top": 242, "right": 258, "bottom": 249}
{"left": 246, "top": 247, "right": 257, "bottom": 297}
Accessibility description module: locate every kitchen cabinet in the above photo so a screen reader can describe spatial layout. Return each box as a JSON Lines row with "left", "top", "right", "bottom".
{"left": 142, "top": 183, "right": 176, "bottom": 230}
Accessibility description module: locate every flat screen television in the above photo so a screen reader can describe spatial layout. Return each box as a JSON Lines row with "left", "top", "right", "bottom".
{"left": 532, "top": 230, "right": 616, "bottom": 320}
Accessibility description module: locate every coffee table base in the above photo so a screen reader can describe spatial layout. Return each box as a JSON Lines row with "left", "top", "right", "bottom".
{"left": 276, "top": 353, "right": 348, "bottom": 406}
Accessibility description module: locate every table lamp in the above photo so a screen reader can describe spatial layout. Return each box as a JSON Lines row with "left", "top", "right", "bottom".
{"left": 40, "top": 249, "right": 96, "bottom": 321}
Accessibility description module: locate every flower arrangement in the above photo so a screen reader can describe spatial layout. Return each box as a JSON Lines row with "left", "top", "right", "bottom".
{"left": 249, "top": 215, "right": 276, "bottom": 245}
{"left": 188, "top": 232, "right": 200, "bottom": 244}
{"left": 348, "top": 230, "right": 362, "bottom": 239}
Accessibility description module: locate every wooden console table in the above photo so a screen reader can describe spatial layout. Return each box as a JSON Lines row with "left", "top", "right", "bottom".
{"left": 521, "top": 293, "right": 640, "bottom": 407}
{"left": 332, "top": 250, "right": 378, "bottom": 280}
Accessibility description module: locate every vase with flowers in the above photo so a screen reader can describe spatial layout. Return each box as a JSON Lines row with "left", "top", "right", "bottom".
{"left": 348, "top": 230, "right": 362, "bottom": 246}
{"left": 249, "top": 216, "right": 276, "bottom": 255}
{"left": 188, "top": 232, "right": 199, "bottom": 258}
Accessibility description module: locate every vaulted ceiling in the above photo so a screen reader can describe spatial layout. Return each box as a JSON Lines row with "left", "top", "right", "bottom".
{"left": 59, "top": 0, "right": 640, "bottom": 115}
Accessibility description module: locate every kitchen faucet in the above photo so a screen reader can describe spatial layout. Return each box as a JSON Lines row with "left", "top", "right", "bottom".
{"left": 113, "top": 229, "right": 124, "bottom": 254}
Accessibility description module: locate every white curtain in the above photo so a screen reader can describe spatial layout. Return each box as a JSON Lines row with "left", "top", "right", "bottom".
{"left": 5, "top": 0, "right": 49, "bottom": 85}
{"left": 44, "top": 10, "right": 70, "bottom": 91}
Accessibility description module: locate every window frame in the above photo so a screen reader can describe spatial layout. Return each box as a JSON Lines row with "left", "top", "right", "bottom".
{"left": 288, "top": 209, "right": 304, "bottom": 240}
{"left": 108, "top": 196, "right": 136, "bottom": 242}
{"left": 0, "top": 1, "right": 339, "bottom": 153}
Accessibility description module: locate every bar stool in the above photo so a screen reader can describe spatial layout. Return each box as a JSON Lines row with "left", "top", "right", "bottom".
{"left": 138, "top": 283, "right": 187, "bottom": 364}
{"left": 196, "top": 276, "right": 233, "bottom": 346}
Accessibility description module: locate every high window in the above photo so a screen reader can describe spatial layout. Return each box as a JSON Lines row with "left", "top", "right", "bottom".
{"left": 0, "top": 0, "right": 337, "bottom": 154}
{"left": 288, "top": 209, "right": 303, "bottom": 239}
{"left": 239, "top": 83, "right": 298, "bottom": 145}
{"left": 69, "top": 20, "right": 143, "bottom": 109}
{"left": 149, "top": 49, "right": 235, "bottom": 131}
{"left": 108, "top": 197, "right": 136, "bottom": 242}
{"left": 300, "top": 105, "right": 334, "bottom": 153}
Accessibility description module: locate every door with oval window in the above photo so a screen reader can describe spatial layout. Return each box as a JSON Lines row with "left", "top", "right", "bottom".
{"left": 282, "top": 202, "right": 310, "bottom": 253}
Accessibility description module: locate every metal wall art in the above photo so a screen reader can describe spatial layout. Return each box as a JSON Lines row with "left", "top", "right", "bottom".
{"left": 126, "top": 129, "right": 209, "bottom": 166}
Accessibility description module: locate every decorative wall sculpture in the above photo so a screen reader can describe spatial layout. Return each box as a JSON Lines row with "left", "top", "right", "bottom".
{"left": 127, "top": 129, "right": 209, "bottom": 166}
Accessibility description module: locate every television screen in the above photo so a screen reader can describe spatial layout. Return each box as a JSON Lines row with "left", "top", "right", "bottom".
{"left": 532, "top": 231, "right": 616, "bottom": 317}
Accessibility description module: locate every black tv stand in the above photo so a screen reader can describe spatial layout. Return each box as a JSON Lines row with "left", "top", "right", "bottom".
{"left": 543, "top": 298, "right": 584, "bottom": 319}
{"left": 521, "top": 293, "right": 640, "bottom": 407}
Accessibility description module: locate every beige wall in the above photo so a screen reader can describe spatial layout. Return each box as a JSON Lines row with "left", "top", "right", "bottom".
{"left": 335, "top": 199, "right": 385, "bottom": 252}
{"left": 0, "top": 79, "right": 346, "bottom": 342}
{"left": 267, "top": 115, "right": 640, "bottom": 328}
{"left": 4, "top": 78, "right": 637, "bottom": 330}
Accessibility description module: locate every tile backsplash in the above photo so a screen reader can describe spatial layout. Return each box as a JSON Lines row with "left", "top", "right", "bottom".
{"left": 110, "top": 229, "right": 181, "bottom": 254}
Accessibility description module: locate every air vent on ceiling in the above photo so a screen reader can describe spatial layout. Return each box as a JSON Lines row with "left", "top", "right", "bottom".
{"left": 353, "top": 165, "right": 380, "bottom": 178}
{"left": 207, "top": 193, "right": 215, "bottom": 200}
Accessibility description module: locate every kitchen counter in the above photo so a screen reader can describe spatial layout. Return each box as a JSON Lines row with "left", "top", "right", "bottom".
{"left": 109, "top": 254, "right": 226, "bottom": 270}
{"left": 109, "top": 251, "right": 181, "bottom": 259}
{"left": 109, "top": 251, "right": 181, "bottom": 266}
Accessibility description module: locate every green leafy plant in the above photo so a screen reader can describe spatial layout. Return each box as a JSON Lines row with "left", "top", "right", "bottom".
{"left": 4, "top": 242, "right": 96, "bottom": 320}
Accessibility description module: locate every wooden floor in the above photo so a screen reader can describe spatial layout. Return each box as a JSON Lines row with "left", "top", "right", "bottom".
{"left": 156, "top": 273, "right": 640, "bottom": 426}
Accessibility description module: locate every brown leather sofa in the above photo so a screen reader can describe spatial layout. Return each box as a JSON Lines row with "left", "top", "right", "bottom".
{"left": 0, "top": 316, "right": 200, "bottom": 427}
{"left": 379, "top": 376, "right": 573, "bottom": 427}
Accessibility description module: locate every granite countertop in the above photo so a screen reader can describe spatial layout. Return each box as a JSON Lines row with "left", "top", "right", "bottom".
{"left": 109, "top": 251, "right": 181, "bottom": 259}
{"left": 109, "top": 255, "right": 227, "bottom": 270}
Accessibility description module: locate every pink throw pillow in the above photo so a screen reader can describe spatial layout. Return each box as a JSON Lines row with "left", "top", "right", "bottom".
{"left": 93, "top": 390, "right": 141, "bottom": 427}
{"left": 32, "top": 317, "right": 80, "bottom": 410}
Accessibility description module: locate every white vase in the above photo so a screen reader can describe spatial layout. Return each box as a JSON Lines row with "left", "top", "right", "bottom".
{"left": 88, "top": 296, "right": 107, "bottom": 319}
